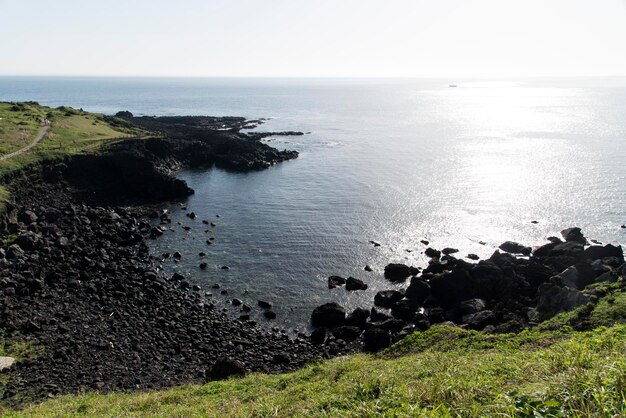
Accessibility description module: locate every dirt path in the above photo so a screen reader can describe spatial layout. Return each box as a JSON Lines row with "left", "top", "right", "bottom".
{"left": 0, "top": 124, "right": 50, "bottom": 161}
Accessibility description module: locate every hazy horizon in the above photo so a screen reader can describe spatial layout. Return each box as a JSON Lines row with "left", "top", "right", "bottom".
{"left": 2, "top": 0, "right": 626, "bottom": 78}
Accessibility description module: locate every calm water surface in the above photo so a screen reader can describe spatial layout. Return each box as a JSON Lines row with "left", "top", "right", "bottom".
{"left": 1, "top": 77, "right": 625, "bottom": 329}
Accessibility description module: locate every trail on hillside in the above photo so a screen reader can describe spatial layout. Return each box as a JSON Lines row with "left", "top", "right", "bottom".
{"left": 0, "top": 124, "right": 49, "bottom": 161}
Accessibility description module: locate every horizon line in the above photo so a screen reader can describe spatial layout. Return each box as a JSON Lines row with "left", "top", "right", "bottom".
{"left": 2, "top": 74, "right": 626, "bottom": 79}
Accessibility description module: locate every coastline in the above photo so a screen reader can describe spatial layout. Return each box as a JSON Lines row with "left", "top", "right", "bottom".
{"left": 0, "top": 114, "right": 320, "bottom": 404}
{"left": 0, "top": 108, "right": 624, "bottom": 407}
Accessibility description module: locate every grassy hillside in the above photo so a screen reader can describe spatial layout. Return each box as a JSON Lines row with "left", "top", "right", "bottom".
{"left": 0, "top": 102, "right": 145, "bottom": 209}
{"left": 0, "top": 102, "right": 144, "bottom": 173}
{"left": 2, "top": 324, "right": 624, "bottom": 417}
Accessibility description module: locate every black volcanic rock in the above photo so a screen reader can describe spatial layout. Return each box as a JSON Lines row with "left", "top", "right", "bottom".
{"left": 384, "top": 263, "right": 412, "bottom": 282}
{"left": 404, "top": 278, "right": 430, "bottom": 303}
{"left": 207, "top": 358, "right": 246, "bottom": 380}
{"left": 374, "top": 290, "right": 404, "bottom": 307}
{"left": 328, "top": 275, "right": 346, "bottom": 289}
{"left": 561, "top": 227, "right": 587, "bottom": 244}
{"left": 363, "top": 327, "right": 391, "bottom": 352}
{"left": 499, "top": 241, "right": 531, "bottom": 255}
{"left": 331, "top": 326, "right": 361, "bottom": 342}
{"left": 424, "top": 248, "right": 441, "bottom": 258}
{"left": 346, "top": 277, "right": 367, "bottom": 291}
{"left": 0, "top": 158, "right": 323, "bottom": 405}
{"left": 311, "top": 303, "right": 345, "bottom": 328}
{"left": 345, "top": 308, "right": 370, "bottom": 328}
{"left": 584, "top": 244, "right": 624, "bottom": 264}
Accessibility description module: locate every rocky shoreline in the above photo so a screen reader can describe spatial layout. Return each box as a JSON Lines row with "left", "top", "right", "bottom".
{"left": 0, "top": 113, "right": 624, "bottom": 406}
{"left": 0, "top": 116, "right": 320, "bottom": 404}
{"left": 308, "top": 228, "right": 625, "bottom": 352}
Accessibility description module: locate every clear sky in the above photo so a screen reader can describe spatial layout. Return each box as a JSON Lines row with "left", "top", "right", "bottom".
{"left": 1, "top": 0, "right": 626, "bottom": 77}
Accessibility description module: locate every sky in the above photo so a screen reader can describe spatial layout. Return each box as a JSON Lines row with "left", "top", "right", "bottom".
{"left": 1, "top": 0, "right": 626, "bottom": 77}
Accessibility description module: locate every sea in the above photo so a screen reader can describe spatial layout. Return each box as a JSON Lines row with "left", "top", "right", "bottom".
{"left": 1, "top": 76, "right": 625, "bottom": 330}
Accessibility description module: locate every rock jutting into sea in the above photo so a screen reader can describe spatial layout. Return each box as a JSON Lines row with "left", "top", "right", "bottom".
{"left": 311, "top": 227, "right": 625, "bottom": 352}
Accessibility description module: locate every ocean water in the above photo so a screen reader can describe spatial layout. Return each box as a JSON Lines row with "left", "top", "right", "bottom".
{"left": 1, "top": 76, "right": 625, "bottom": 330}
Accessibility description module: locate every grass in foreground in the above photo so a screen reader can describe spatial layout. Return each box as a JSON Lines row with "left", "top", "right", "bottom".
{"left": 3, "top": 324, "right": 625, "bottom": 417}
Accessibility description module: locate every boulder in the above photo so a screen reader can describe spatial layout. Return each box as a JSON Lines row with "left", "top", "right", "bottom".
{"left": 374, "top": 290, "right": 404, "bottom": 308}
{"left": 6, "top": 244, "right": 25, "bottom": 259}
{"left": 17, "top": 209, "right": 38, "bottom": 225}
{"left": 584, "top": 244, "right": 624, "bottom": 264}
{"left": 258, "top": 300, "right": 272, "bottom": 309}
{"left": 550, "top": 241, "right": 584, "bottom": 258}
{"left": 424, "top": 248, "right": 441, "bottom": 258}
{"left": 376, "top": 319, "right": 407, "bottom": 332}
{"left": 15, "top": 232, "right": 40, "bottom": 251}
{"left": 263, "top": 310, "right": 277, "bottom": 319}
{"left": 458, "top": 298, "right": 487, "bottom": 316}
{"left": 535, "top": 282, "right": 590, "bottom": 320}
{"left": 311, "top": 302, "right": 346, "bottom": 327}
{"left": 533, "top": 242, "right": 557, "bottom": 257}
{"left": 331, "top": 326, "right": 361, "bottom": 342}
{"left": 498, "top": 241, "right": 531, "bottom": 255}
{"left": 42, "top": 208, "right": 62, "bottom": 222}
{"left": 310, "top": 327, "right": 327, "bottom": 345}
{"left": 462, "top": 310, "right": 495, "bottom": 330}
{"left": 430, "top": 269, "right": 473, "bottom": 307}
{"left": 550, "top": 263, "right": 595, "bottom": 290}
{"left": 561, "top": 227, "right": 587, "bottom": 244}
{"left": 391, "top": 299, "right": 419, "bottom": 321}
{"left": 207, "top": 358, "right": 246, "bottom": 380}
{"left": 470, "top": 261, "right": 504, "bottom": 300}
{"left": 328, "top": 275, "right": 346, "bottom": 289}
{"left": 404, "top": 278, "right": 430, "bottom": 303}
{"left": 345, "top": 277, "right": 367, "bottom": 291}
{"left": 442, "top": 248, "right": 459, "bottom": 255}
{"left": 370, "top": 307, "right": 392, "bottom": 322}
{"left": 345, "top": 308, "right": 370, "bottom": 328}
{"left": 363, "top": 327, "right": 391, "bottom": 352}
{"left": 384, "top": 263, "right": 412, "bottom": 282}
{"left": 0, "top": 357, "right": 15, "bottom": 371}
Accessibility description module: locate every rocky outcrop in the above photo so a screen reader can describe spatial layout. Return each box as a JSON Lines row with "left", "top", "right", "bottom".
{"left": 310, "top": 228, "right": 624, "bottom": 352}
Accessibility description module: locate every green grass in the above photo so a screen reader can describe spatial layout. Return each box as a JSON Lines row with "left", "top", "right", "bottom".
{"left": 3, "top": 324, "right": 625, "bottom": 417}
{"left": 538, "top": 281, "right": 626, "bottom": 331}
{"left": 0, "top": 102, "right": 146, "bottom": 176}
{"left": 0, "top": 102, "right": 147, "bottom": 206}
{"left": 0, "top": 332, "right": 42, "bottom": 406}
{"left": 0, "top": 185, "right": 10, "bottom": 212}
{"left": 0, "top": 102, "right": 44, "bottom": 157}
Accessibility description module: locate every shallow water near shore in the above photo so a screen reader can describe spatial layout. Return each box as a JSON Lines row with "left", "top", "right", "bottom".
{"left": 2, "top": 76, "right": 625, "bottom": 329}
